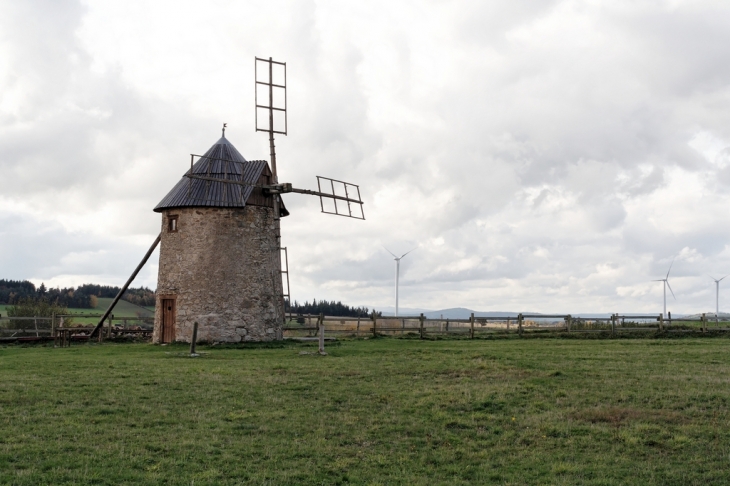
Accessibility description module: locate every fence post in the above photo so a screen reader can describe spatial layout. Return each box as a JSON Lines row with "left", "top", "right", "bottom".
{"left": 565, "top": 314, "right": 571, "bottom": 332}
{"left": 470, "top": 313, "right": 475, "bottom": 339}
{"left": 419, "top": 313, "right": 425, "bottom": 340}
{"left": 702, "top": 313, "right": 707, "bottom": 333}
{"left": 34, "top": 317, "right": 38, "bottom": 338}
{"left": 371, "top": 312, "right": 377, "bottom": 338}
{"left": 107, "top": 314, "right": 113, "bottom": 339}
{"left": 190, "top": 321, "right": 198, "bottom": 355}
{"left": 356, "top": 316, "right": 361, "bottom": 337}
{"left": 446, "top": 318, "right": 449, "bottom": 333}
{"left": 51, "top": 313, "right": 55, "bottom": 346}
{"left": 319, "top": 313, "right": 326, "bottom": 354}
{"left": 518, "top": 313, "right": 523, "bottom": 337}
{"left": 611, "top": 314, "right": 616, "bottom": 335}
{"left": 658, "top": 314, "right": 664, "bottom": 331}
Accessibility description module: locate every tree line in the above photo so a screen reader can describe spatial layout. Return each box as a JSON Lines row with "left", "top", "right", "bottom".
{"left": 0, "top": 280, "right": 156, "bottom": 309}
{"left": 286, "top": 299, "right": 380, "bottom": 317}
{"left": 0, "top": 280, "right": 376, "bottom": 317}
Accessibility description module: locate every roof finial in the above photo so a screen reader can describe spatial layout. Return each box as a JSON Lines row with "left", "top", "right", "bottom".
{"left": 222, "top": 123, "right": 227, "bottom": 137}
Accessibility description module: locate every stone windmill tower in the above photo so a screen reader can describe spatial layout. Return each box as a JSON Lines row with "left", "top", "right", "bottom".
{"left": 151, "top": 130, "right": 289, "bottom": 343}
{"left": 90, "top": 57, "right": 365, "bottom": 343}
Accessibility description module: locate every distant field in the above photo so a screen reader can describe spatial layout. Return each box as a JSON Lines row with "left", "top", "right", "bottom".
{"left": 93, "top": 297, "right": 154, "bottom": 318}
{"left": 0, "top": 298, "right": 154, "bottom": 326}
{"left": 1, "top": 337, "right": 730, "bottom": 484}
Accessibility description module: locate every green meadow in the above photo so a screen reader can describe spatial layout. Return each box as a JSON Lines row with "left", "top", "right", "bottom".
{"left": 1, "top": 337, "right": 729, "bottom": 485}
{"left": 1, "top": 298, "right": 153, "bottom": 326}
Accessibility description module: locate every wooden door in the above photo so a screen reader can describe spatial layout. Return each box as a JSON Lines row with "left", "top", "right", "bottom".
{"left": 161, "top": 299, "right": 175, "bottom": 343}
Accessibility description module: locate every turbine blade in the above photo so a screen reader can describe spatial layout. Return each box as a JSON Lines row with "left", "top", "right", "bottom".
{"left": 666, "top": 258, "right": 675, "bottom": 279}
{"left": 383, "top": 246, "right": 398, "bottom": 259}
{"left": 721, "top": 275, "right": 730, "bottom": 282}
{"left": 666, "top": 280, "right": 676, "bottom": 300}
{"left": 400, "top": 247, "right": 417, "bottom": 259}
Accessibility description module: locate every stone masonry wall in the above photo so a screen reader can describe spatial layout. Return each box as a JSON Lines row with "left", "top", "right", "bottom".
{"left": 153, "top": 206, "right": 284, "bottom": 343}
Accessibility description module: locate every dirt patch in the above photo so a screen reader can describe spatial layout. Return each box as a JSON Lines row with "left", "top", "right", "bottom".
{"left": 572, "top": 407, "right": 684, "bottom": 426}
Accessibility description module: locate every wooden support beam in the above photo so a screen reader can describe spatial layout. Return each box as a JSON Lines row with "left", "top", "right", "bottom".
{"left": 90, "top": 233, "right": 161, "bottom": 339}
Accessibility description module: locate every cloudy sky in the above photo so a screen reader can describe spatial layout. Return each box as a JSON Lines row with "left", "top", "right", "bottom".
{"left": 3, "top": 0, "right": 730, "bottom": 314}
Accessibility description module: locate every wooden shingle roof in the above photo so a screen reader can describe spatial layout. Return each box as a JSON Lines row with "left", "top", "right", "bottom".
{"left": 154, "top": 136, "right": 287, "bottom": 215}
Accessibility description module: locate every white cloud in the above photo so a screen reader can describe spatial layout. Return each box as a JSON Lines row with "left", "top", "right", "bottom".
{"left": 3, "top": 0, "right": 730, "bottom": 314}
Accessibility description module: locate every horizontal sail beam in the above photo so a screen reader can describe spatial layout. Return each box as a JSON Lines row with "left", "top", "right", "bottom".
{"left": 182, "top": 174, "right": 365, "bottom": 206}
{"left": 288, "top": 187, "right": 363, "bottom": 205}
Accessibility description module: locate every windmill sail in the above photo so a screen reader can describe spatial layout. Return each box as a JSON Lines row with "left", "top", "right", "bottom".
{"left": 315, "top": 176, "right": 365, "bottom": 220}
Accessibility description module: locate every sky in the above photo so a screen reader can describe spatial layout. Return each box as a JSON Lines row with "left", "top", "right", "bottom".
{"left": 3, "top": 0, "right": 730, "bottom": 314}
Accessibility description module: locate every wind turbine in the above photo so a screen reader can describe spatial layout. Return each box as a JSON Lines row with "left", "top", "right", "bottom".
{"left": 709, "top": 274, "right": 728, "bottom": 321}
{"left": 384, "top": 247, "right": 416, "bottom": 317}
{"left": 652, "top": 260, "right": 675, "bottom": 318}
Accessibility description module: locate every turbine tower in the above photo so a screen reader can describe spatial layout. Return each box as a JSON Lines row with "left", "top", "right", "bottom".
{"left": 710, "top": 274, "right": 728, "bottom": 320}
{"left": 384, "top": 247, "right": 415, "bottom": 317}
{"left": 652, "top": 260, "right": 675, "bottom": 318}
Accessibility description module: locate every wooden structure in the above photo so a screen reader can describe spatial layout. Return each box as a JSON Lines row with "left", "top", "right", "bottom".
{"left": 152, "top": 133, "right": 289, "bottom": 344}
{"left": 91, "top": 56, "right": 364, "bottom": 343}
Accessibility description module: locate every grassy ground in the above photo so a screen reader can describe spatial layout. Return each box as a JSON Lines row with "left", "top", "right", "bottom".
{"left": 0, "top": 299, "right": 153, "bottom": 318}
{"left": 1, "top": 337, "right": 730, "bottom": 485}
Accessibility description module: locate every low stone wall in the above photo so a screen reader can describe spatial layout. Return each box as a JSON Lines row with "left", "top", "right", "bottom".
{"left": 154, "top": 206, "right": 283, "bottom": 343}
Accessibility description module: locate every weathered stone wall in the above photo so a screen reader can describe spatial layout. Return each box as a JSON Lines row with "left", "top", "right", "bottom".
{"left": 153, "top": 206, "right": 284, "bottom": 343}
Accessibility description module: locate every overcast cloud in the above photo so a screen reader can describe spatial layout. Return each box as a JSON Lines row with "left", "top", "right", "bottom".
{"left": 3, "top": 0, "right": 730, "bottom": 314}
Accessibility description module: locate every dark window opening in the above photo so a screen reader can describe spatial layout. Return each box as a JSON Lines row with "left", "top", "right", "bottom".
{"left": 168, "top": 215, "right": 178, "bottom": 232}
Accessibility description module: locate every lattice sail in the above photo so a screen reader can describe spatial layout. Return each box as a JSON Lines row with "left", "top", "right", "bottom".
{"left": 316, "top": 176, "right": 365, "bottom": 220}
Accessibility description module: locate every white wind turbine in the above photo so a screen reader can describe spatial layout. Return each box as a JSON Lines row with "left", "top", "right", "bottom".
{"left": 709, "top": 274, "right": 728, "bottom": 320}
{"left": 384, "top": 247, "right": 416, "bottom": 317}
{"left": 652, "top": 260, "right": 676, "bottom": 318}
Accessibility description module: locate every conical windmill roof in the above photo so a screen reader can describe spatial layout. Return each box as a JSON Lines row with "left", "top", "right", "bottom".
{"left": 154, "top": 135, "right": 287, "bottom": 214}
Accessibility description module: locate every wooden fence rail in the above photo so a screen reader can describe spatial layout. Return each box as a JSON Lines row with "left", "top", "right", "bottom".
{"left": 0, "top": 315, "right": 154, "bottom": 344}
{"left": 282, "top": 312, "right": 730, "bottom": 339}
{"left": 2, "top": 312, "right": 726, "bottom": 345}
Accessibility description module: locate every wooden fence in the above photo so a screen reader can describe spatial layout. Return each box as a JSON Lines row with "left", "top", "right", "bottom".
{"left": 2, "top": 312, "right": 727, "bottom": 346}
{"left": 0, "top": 314, "right": 154, "bottom": 344}
{"left": 282, "top": 312, "right": 730, "bottom": 339}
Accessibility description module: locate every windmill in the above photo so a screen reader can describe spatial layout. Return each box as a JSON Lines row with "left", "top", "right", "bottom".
{"left": 91, "top": 57, "right": 365, "bottom": 342}
{"left": 652, "top": 259, "right": 675, "bottom": 319}
{"left": 384, "top": 247, "right": 415, "bottom": 317}
{"left": 709, "top": 274, "right": 728, "bottom": 323}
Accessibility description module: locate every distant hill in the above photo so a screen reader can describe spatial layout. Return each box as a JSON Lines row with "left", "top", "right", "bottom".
{"left": 377, "top": 307, "right": 669, "bottom": 320}
{"left": 424, "top": 308, "right": 523, "bottom": 319}
{"left": 379, "top": 307, "right": 527, "bottom": 319}
{"left": 681, "top": 312, "right": 730, "bottom": 320}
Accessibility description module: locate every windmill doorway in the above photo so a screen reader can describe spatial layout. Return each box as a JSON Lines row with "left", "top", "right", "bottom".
{"left": 161, "top": 298, "right": 176, "bottom": 343}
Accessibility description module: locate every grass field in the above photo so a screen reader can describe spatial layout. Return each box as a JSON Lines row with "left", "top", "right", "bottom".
{"left": 93, "top": 297, "right": 154, "bottom": 318}
{"left": 1, "top": 337, "right": 730, "bottom": 484}
{"left": 0, "top": 299, "right": 153, "bottom": 316}
{"left": 0, "top": 299, "right": 153, "bottom": 326}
